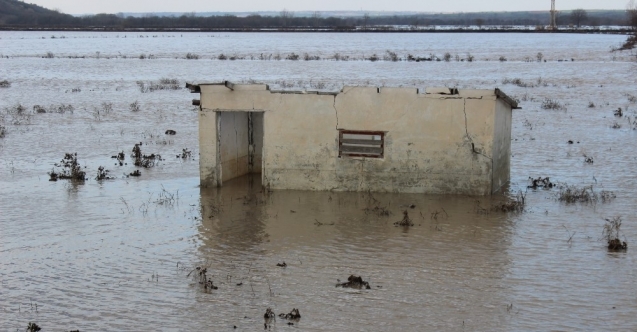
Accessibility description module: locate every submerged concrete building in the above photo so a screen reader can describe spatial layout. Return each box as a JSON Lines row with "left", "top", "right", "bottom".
{"left": 189, "top": 82, "right": 518, "bottom": 195}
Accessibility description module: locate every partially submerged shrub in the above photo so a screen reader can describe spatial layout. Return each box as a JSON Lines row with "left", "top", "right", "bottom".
{"left": 0, "top": 80, "right": 10, "bottom": 88}
{"left": 603, "top": 217, "right": 627, "bottom": 251}
{"left": 185, "top": 52, "right": 200, "bottom": 59}
{"left": 499, "top": 56, "right": 507, "bottom": 62}
{"left": 132, "top": 143, "right": 161, "bottom": 168}
{"left": 557, "top": 185, "right": 614, "bottom": 204}
{"left": 541, "top": 98, "right": 566, "bottom": 110}
{"left": 5, "top": 104, "right": 31, "bottom": 125}
{"left": 49, "top": 153, "right": 86, "bottom": 181}
{"left": 443, "top": 52, "right": 451, "bottom": 62}
{"left": 95, "top": 166, "right": 114, "bottom": 180}
{"left": 394, "top": 210, "right": 414, "bottom": 226}
{"left": 44, "top": 52, "right": 54, "bottom": 58}
{"left": 384, "top": 50, "right": 399, "bottom": 62}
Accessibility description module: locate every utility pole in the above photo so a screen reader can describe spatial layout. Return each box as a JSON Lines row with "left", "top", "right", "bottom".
{"left": 550, "top": 0, "right": 557, "bottom": 30}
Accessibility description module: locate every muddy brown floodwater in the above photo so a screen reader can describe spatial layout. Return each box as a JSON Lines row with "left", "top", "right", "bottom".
{"left": 1, "top": 31, "right": 637, "bottom": 331}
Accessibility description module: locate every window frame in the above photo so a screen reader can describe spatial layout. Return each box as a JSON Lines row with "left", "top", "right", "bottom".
{"left": 338, "top": 130, "right": 385, "bottom": 159}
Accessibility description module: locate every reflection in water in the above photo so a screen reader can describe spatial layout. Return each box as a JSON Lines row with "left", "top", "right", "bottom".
{"left": 192, "top": 174, "right": 515, "bottom": 331}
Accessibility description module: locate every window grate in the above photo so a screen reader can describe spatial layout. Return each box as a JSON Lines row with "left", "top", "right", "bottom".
{"left": 338, "top": 130, "right": 385, "bottom": 158}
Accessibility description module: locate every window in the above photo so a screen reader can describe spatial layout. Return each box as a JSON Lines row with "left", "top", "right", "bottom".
{"left": 338, "top": 130, "right": 385, "bottom": 158}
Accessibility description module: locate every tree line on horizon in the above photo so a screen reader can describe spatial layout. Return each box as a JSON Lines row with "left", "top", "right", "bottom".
{"left": 0, "top": 0, "right": 634, "bottom": 29}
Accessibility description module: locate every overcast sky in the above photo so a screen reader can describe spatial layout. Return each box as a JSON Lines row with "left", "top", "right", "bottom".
{"left": 28, "top": 0, "right": 632, "bottom": 15}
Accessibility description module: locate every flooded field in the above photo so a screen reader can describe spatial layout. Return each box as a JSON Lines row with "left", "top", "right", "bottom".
{"left": 1, "top": 31, "right": 637, "bottom": 331}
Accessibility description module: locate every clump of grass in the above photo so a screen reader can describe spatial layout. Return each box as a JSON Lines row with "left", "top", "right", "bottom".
{"left": 443, "top": 52, "right": 451, "bottom": 62}
{"left": 178, "top": 148, "right": 192, "bottom": 159}
{"left": 185, "top": 52, "right": 200, "bottom": 60}
{"left": 0, "top": 125, "right": 5, "bottom": 138}
{"left": 394, "top": 210, "right": 414, "bottom": 226}
{"left": 137, "top": 78, "right": 181, "bottom": 92}
{"left": 217, "top": 53, "right": 227, "bottom": 60}
{"left": 33, "top": 104, "right": 74, "bottom": 114}
{"left": 612, "top": 122, "right": 622, "bottom": 129}
{"left": 556, "top": 185, "right": 615, "bottom": 204}
{"left": 286, "top": 53, "right": 300, "bottom": 60}
{"left": 129, "top": 101, "right": 141, "bottom": 112}
{"left": 499, "top": 55, "right": 507, "bottom": 62}
{"left": 541, "top": 98, "right": 566, "bottom": 110}
{"left": 384, "top": 50, "right": 399, "bottom": 62}
{"left": 558, "top": 185, "right": 594, "bottom": 203}
{"left": 603, "top": 217, "right": 627, "bottom": 250}
{"left": 303, "top": 53, "right": 320, "bottom": 61}
{"left": 492, "top": 191, "right": 526, "bottom": 212}
{"left": 155, "top": 185, "right": 178, "bottom": 206}
{"left": 368, "top": 54, "right": 379, "bottom": 62}
{"left": 466, "top": 53, "right": 475, "bottom": 62}
{"left": 49, "top": 153, "right": 86, "bottom": 181}
{"left": 588, "top": 102, "right": 596, "bottom": 108}
{"left": 502, "top": 78, "right": 535, "bottom": 88}
{"left": 5, "top": 103, "right": 32, "bottom": 125}
{"left": 44, "top": 52, "right": 54, "bottom": 58}
{"left": 0, "top": 80, "right": 10, "bottom": 88}
{"left": 536, "top": 52, "right": 544, "bottom": 62}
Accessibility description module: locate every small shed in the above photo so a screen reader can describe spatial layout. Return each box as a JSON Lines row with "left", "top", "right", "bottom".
{"left": 189, "top": 82, "right": 518, "bottom": 195}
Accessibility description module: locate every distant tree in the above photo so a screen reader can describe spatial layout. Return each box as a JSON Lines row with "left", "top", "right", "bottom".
{"left": 629, "top": 0, "right": 637, "bottom": 29}
{"left": 311, "top": 11, "right": 321, "bottom": 27}
{"left": 570, "top": 9, "right": 588, "bottom": 27}
{"left": 280, "top": 8, "right": 292, "bottom": 27}
{"left": 475, "top": 18, "right": 484, "bottom": 28}
{"left": 615, "top": 0, "right": 637, "bottom": 50}
{"left": 362, "top": 12, "right": 370, "bottom": 30}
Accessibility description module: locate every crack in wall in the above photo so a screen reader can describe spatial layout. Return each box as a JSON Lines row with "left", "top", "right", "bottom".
{"left": 462, "top": 98, "right": 492, "bottom": 161}
{"left": 333, "top": 95, "right": 339, "bottom": 129}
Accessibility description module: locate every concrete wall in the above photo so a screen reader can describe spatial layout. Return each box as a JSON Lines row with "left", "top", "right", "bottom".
{"left": 491, "top": 99, "right": 513, "bottom": 193}
{"left": 197, "top": 83, "right": 514, "bottom": 195}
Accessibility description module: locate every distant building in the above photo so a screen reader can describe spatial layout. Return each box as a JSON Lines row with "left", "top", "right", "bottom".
{"left": 189, "top": 82, "right": 518, "bottom": 195}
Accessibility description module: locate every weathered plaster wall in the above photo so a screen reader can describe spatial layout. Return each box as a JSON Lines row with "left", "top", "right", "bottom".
{"left": 491, "top": 98, "right": 513, "bottom": 193}
{"left": 198, "top": 83, "right": 513, "bottom": 195}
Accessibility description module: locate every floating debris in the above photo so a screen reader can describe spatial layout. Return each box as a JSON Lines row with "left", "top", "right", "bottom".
{"left": 614, "top": 107, "right": 623, "bottom": 117}
{"left": 276, "top": 262, "right": 287, "bottom": 267}
{"left": 165, "top": 129, "right": 177, "bottom": 135}
{"left": 129, "top": 170, "right": 141, "bottom": 177}
{"left": 336, "top": 275, "right": 371, "bottom": 289}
